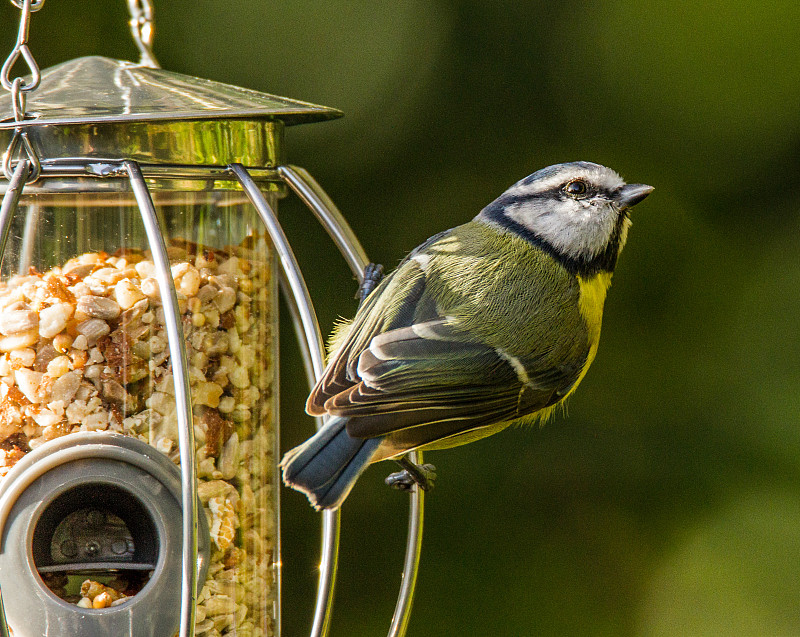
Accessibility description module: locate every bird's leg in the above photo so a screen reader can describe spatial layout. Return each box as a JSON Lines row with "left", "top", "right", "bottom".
{"left": 356, "top": 263, "right": 384, "bottom": 304}
{"left": 385, "top": 455, "right": 437, "bottom": 492}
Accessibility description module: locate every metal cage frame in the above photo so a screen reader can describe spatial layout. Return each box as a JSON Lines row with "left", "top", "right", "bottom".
{"left": 0, "top": 157, "right": 424, "bottom": 637}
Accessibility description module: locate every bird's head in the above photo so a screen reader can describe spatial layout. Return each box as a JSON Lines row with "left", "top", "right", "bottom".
{"left": 477, "top": 161, "right": 653, "bottom": 275}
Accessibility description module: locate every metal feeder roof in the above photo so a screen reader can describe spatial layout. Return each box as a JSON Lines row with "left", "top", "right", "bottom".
{"left": 0, "top": 56, "right": 343, "bottom": 170}
{"left": 0, "top": 55, "right": 342, "bottom": 128}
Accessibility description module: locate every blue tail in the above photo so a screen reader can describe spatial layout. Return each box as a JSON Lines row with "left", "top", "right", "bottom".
{"left": 280, "top": 416, "right": 382, "bottom": 510}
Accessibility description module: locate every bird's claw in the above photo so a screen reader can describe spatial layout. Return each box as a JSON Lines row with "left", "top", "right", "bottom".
{"left": 356, "top": 263, "right": 384, "bottom": 304}
{"left": 385, "top": 459, "right": 437, "bottom": 492}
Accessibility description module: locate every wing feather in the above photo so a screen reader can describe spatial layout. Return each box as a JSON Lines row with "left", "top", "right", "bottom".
{"left": 306, "top": 223, "right": 588, "bottom": 450}
{"left": 306, "top": 262, "right": 427, "bottom": 415}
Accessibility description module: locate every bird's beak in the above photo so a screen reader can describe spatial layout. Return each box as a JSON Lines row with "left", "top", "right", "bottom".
{"left": 617, "top": 183, "right": 654, "bottom": 209}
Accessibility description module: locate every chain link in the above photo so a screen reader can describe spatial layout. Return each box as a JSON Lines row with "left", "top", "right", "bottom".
{"left": 127, "top": 0, "right": 159, "bottom": 68}
{"left": 1, "top": 0, "right": 43, "bottom": 94}
{"left": 9, "top": 77, "right": 26, "bottom": 121}
{"left": 2, "top": 0, "right": 158, "bottom": 181}
{"left": 2, "top": 129, "right": 40, "bottom": 181}
{"left": 2, "top": 0, "right": 44, "bottom": 182}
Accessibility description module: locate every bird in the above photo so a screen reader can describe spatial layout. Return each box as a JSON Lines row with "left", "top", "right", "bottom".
{"left": 281, "top": 161, "right": 653, "bottom": 510}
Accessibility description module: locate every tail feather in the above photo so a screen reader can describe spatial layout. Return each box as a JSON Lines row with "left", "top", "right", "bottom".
{"left": 281, "top": 416, "right": 382, "bottom": 510}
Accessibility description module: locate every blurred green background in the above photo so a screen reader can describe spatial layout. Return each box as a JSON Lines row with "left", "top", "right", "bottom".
{"left": 2, "top": 1, "right": 800, "bottom": 635}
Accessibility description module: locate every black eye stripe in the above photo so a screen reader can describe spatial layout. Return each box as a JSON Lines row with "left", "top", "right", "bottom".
{"left": 495, "top": 182, "right": 616, "bottom": 206}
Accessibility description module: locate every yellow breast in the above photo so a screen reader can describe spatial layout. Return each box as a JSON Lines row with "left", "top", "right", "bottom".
{"left": 569, "top": 271, "right": 612, "bottom": 394}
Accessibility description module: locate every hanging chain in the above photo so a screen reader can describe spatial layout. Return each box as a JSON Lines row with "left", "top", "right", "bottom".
{"left": 127, "top": 0, "right": 159, "bottom": 69}
{"left": 1, "top": 0, "right": 44, "bottom": 182}
{"left": 1, "top": 0, "right": 159, "bottom": 181}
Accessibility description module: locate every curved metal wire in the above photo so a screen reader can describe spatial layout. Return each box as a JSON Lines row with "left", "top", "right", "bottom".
{"left": 388, "top": 484, "right": 424, "bottom": 636}
{"left": 232, "top": 165, "right": 326, "bottom": 377}
{"left": 0, "top": 157, "right": 30, "bottom": 637}
{"left": 229, "top": 163, "right": 343, "bottom": 637}
{"left": 125, "top": 160, "right": 199, "bottom": 637}
{"left": 276, "top": 165, "right": 425, "bottom": 637}
{"left": 0, "top": 158, "right": 28, "bottom": 258}
{"left": 280, "top": 276, "right": 342, "bottom": 637}
{"left": 278, "top": 165, "right": 369, "bottom": 284}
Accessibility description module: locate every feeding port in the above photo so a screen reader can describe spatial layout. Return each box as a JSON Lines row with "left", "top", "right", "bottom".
{"left": 34, "top": 483, "right": 158, "bottom": 607}
{"left": 0, "top": 433, "right": 211, "bottom": 636}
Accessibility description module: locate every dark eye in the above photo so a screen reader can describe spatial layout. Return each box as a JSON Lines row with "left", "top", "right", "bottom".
{"left": 564, "top": 180, "right": 588, "bottom": 198}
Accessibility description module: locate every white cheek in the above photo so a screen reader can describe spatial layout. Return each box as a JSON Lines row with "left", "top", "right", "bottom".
{"left": 503, "top": 203, "right": 534, "bottom": 228}
{"left": 563, "top": 203, "right": 598, "bottom": 233}
{"left": 573, "top": 201, "right": 594, "bottom": 221}
{"left": 559, "top": 207, "right": 616, "bottom": 258}
{"left": 502, "top": 200, "right": 617, "bottom": 261}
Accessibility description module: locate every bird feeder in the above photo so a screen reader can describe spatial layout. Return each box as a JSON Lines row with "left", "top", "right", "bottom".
{"left": 0, "top": 2, "right": 424, "bottom": 636}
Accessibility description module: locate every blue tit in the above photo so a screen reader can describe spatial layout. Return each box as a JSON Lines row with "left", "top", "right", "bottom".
{"left": 281, "top": 161, "right": 653, "bottom": 510}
